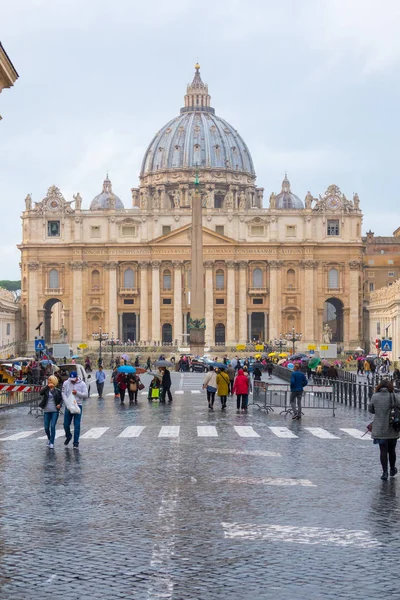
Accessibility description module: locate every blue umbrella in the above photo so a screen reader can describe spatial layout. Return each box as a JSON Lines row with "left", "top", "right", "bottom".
{"left": 209, "top": 361, "right": 226, "bottom": 369}
{"left": 117, "top": 365, "right": 136, "bottom": 374}
{"left": 71, "top": 355, "right": 80, "bottom": 359}
{"left": 41, "top": 359, "right": 55, "bottom": 366}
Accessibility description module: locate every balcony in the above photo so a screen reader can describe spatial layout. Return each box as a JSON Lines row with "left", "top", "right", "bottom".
{"left": 45, "top": 288, "right": 63, "bottom": 296}
{"left": 118, "top": 287, "right": 139, "bottom": 297}
{"left": 248, "top": 287, "right": 268, "bottom": 296}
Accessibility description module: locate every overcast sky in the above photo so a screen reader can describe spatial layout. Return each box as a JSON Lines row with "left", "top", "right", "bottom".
{"left": 1, "top": 0, "right": 399, "bottom": 279}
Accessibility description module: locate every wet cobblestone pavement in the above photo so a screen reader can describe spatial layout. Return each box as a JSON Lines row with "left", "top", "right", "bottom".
{"left": 1, "top": 371, "right": 399, "bottom": 599}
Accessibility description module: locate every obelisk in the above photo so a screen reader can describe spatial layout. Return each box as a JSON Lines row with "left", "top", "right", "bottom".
{"left": 189, "top": 171, "right": 205, "bottom": 355}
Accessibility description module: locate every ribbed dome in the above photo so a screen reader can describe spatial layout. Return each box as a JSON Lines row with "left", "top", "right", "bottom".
{"left": 140, "top": 65, "right": 255, "bottom": 176}
{"left": 90, "top": 175, "right": 124, "bottom": 210}
{"left": 275, "top": 174, "right": 304, "bottom": 209}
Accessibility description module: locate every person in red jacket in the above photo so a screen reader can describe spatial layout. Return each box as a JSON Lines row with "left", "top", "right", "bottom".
{"left": 233, "top": 369, "right": 249, "bottom": 411}
{"left": 116, "top": 372, "right": 128, "bottom": 404}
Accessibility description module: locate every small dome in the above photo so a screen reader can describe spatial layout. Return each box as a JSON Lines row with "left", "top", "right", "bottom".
{"left": 275, "top": 174, "right": 304, "bottom": 209}
{"left": 90, "top": 175, "right": 124, "bottom": 210}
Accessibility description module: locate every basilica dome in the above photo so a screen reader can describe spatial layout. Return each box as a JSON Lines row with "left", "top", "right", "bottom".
{"left": 140, "top": 65, "right": 255, "bottom": 176}
{"left": 90, "top": 175, "right": 124, "bottom": 210}
{"left": 275, "top": 174, "right": 304, "bottom": 209}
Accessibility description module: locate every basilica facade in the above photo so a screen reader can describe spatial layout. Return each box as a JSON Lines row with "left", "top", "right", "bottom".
{"left": 19, "top": 65, "right": 364, "bottom": 351}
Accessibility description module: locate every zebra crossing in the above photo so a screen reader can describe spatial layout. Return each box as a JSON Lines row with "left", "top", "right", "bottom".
{"left": 0, "top": 425, "right": 372, "bottom": 442}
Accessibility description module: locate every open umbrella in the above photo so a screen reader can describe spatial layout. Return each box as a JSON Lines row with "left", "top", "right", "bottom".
{"left": 255, "top": 354, "right": 261, "bottom": 359}
{"left": 355, "top": 346, "right": 364, "bottom": 352}
{"left": 154, "top": 360, "right": 172, "bottom": 368}
{"left": 252, "top": 362, "right": 264, "bottom": 369}
{"left": 135, "top": 367, "right": 147, "bottom": 374}
{"left": 277, "top": 359, "right": 287, "bottom": 365}
{"left": 148, "top": 372, "right": 162, "bottom": 379}
{"left": 308, "top": 357, "right": 321, "bottom": 369}
{"left": 279, "top": 352, "right": 288, "bottom": 357}
{"left": 209, "top": 361, "right": 226, "bottom": 369}
{"left": 117, "top": 365, "right": 136, "bottom": 374}
{"left": 268, "top": 352, "right": 277, "bottom": 357}
{"left": 71, "top": 355, "right": 80, "bottom": 359}
{"left": 121, "top": 353, "right": 130, "bottom": 361}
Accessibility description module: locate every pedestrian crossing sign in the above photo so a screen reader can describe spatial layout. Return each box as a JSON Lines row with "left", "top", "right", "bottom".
{"left": 34, "top": 339, "right": 45, "bottom": 351}
{"left": 381, "top": 340, "right": 393, "bottom": 352}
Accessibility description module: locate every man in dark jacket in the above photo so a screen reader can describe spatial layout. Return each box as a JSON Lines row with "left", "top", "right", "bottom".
{"left": 161, "top": 368, "right": 173, "bottom": 403}
{"left": 290, "top": 363, "right": 308, "bottom": 420}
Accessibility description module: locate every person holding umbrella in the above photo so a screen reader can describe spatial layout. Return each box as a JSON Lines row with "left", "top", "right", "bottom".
{"left": 116, "top": 370, "right": 128, "bottom": 403}
{"left": 160, "top": 367, "right": 172, "bottom": 403}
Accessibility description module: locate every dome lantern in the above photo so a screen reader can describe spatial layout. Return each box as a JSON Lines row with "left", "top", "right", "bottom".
{"left": 181, "top": 63, "right": 214, "bottom": 115}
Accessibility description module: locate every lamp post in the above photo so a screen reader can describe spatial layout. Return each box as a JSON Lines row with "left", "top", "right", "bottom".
{"left": 285, "top": 327, "right": 303, "bottom": 355}
{"left": 92, "top": 326, "right": 109, "bottom": 367}
{"left": 110, "top": 331, "right": 115, "bottom": 368}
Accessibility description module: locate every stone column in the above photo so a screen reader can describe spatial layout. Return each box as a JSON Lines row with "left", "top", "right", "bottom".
{"left": 139, "top": 262, "right": 149, "bottom": 343}
{"left": 268, "top": 261, "right": 280, "bottom": 341}
{"left": 226, "top": 261, "right": 236, "bottom": 345}
{"left": 349, "top": 261, "right": 361, "bottom": 345}
{"left": 27, "top": 261, "right": 39, "bottom": 345}
{"left": 118, "top": 313, "right": 123, "bottom": 341}
{"left": 204, "top": 261, "right": 214, "bottom": 346}
{"left": 106, "top": 262, "right": 118, "bottom": 338}
{"left": 173, "top": 261, "right": 183, "bottom": 345}
{"left": 302, "top": 260, "right": 317, "bottom": 343}
{"left": 238, "top": 261, "right": 247, "bottom": 344}
{"left": 151, "top": 261, "right": 161, "bottom": 343}
{"left": 248, "top": 313, "right": 252, "bottom": 342}
{"left": 70, "top": 261, "right": 86, "bottom": 345}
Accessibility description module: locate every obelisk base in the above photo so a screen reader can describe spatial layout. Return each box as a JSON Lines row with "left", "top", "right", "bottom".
{"left": 190, "top": 328, "right": 205, "bottom": 357}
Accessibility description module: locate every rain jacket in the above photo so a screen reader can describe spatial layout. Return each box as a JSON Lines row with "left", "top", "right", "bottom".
{"left": 62, "top": 378, "right": 88, "bottom": 405}
{"left": 216, "top": 371, "right": 230, "bottom": 396}
{"left": 233, "top": 369, "right": 249, "bottom": 395}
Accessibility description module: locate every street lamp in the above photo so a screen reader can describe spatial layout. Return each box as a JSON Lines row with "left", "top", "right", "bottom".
{"left": 110, "top": 331, "right": 115, "bottom": 367}
{"left": 92, "top": 326, "right": 109, "bottom": 367}
{"left": 273, "top": 335, "right": 286, "bottom": 354}
{"left": 285, "top": 327, "right": 303, "bottom": 355}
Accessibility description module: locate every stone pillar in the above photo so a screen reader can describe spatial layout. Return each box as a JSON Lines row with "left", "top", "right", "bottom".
{"left": 226, "top": 261, "right": 236, "bottom": 345}
{"left": 139, "top": 262, "right": 149, "bottom": 343}
{"left": 70, "top": 261, "right": 86, "bottom": 345}
{"left": 119, "top": 313, "right": 123, "bottom": 341}
{"left": 302, "top": 260, "right": 317, "bottom": 343}
{"left": 248, "top": 312, "right": 252, "bottom": 342}
{"left": 173, "top": 261, "right": 183, "bottom": 345}
{"left": 349, "top": 261, "right": 361, "bottom": 345}
{"left": 204, "top": 261, "right": 214, "bottom": 346}
{"left": 106, "top": 262, "right": 118, "bottom": 338}
{"left": 151, "top": 261, "right": 161, "bottom": 343}
{"left": 27, "top": 261, "right": 40, "bottom": 345}
{"left": 238, "top": 261, "right": 247, "bottom": 344}
{"left": 268, "top": 261, "right": 280, "bottom": 341}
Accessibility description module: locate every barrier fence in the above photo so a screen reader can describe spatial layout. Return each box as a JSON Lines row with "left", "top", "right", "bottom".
{"left": 0, "top": 384, "right": 42, "bottom": 413}
{"left": 251, "top": 381, "right": 335, "bottom": 416}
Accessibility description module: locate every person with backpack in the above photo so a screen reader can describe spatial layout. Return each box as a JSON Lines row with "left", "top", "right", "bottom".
{"left": 127, "top": 372, "right": 141, "bottom": 404}
{"left": 216, "top": 367, "right": 230, "bottom": 410}
{"left": 290, "top": 363, "right": 308, "bottom": 420}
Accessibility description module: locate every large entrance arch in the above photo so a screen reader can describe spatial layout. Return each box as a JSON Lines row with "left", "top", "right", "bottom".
{"left": 215, "top": 323, "right": 225, "bottom": 345}
{"left": 43, "top": 298, "right": 64, "bottom": 344}
{"left": 323, "top": 298, "right": 344, "bottom": 342}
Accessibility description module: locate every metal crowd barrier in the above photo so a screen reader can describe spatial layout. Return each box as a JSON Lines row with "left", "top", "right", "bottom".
{"left": 0, "top": 384, "right": 42, "bottom": 415}
{"left": 251, "top": 382, "right": 335, "bottom": 416}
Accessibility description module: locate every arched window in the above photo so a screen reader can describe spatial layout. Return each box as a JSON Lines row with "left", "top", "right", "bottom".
{"left": 328, "top": 268, "right": 339, "bottom": 289}
{"left": 91, "top": 270, "right": 100, "bottom": 289}
{"left": 163, "top": 269, "right": 172, "bottom": 290}
{"left": 49, "top": 269, "right": 59, "bottom": 289}
{"left": 287, "top": 269, "right": 295, "bottom": 288}
{"left": 162, "top": 323, "right": 172, "bottom": 343}
{"left": 216, "top": 269, "right": 225, "bottom": 290}
{"left": 215, "top": 323, "right": 225, "bottom": 344}
{"left": 124, "top": 268, "right": 134, "bottom": 289}
{"left": 252, "top": 268, "right": 263, "bottom": 288}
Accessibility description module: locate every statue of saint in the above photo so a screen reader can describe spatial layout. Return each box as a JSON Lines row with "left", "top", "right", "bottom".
{"left": 140, "top": 191, "right": 148, "bottom": 210}
{"left": 205, "top": 190, "right": 213, "bottom": 208}
{"left": 305, "top": 191, "right": 314, "bottom": 209}
{"left": 353, "top": 192, "right": 360, "bottom": 210}
{"left": 173, "top": 190, "right": 180, "bottom": 208}
{"left": 238, "top": 190, "right": 246, "bottom": 210}
{"left": 109, "top": 194, "right": 116, "bottom": 210}
{"left": 225, "top": 190, "right": 234, "bottom": 209}
{"left": 322, "top": 324, "right": 332, "bottom": 344}
{"left": 25, "top": 194, "right": 32, "bottom": 211}
{"left": 152, "top": 192, "right": 160, "bottom": 210}
{"left": 73, "top": 192, "right": 82, "bottom": 210}
{"left": 269, "top": 192, "right": 276, "bottom": 209}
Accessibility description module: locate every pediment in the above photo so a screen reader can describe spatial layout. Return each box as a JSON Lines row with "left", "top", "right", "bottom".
{"left": 151, "top": 224, "right": 236, "bottom": 246}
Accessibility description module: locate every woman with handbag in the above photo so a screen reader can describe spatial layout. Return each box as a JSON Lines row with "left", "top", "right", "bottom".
{"left": 203, "top": 366, "right": 218, "bottom": 410}
{"left": 39, "top": 375, "right": 62, "bottom": 449}
{"left": 127, "top": 373, "right": 141, "bottom": 404}
{"left": 116, "top": 372, "right": 128, "bottom": 404}
{"left": 368, "top": 380, "right": 400, "bottom": 480}
{"left": 216, "top": 367, "right": 230, "bottom": 410}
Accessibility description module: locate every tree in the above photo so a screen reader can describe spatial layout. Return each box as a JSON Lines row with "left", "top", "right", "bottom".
{"left": 0, "top": 280, "right": 21, "bottom": 291}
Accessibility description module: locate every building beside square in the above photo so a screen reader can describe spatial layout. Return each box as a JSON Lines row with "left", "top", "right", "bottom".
{"left": 19, "top": 65, "right": 364, "bottom": 352}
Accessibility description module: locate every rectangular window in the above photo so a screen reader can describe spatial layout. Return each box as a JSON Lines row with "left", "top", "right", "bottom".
{"left": 214, "top": 196, "right": 223, "bottom": 209}
{"left": 369, "top": 282, "right": 374, "bottom": 292}
{"left": 123, "top": 299, "right": 134, "bottom": 305}
{"left": 90, "top": 226, "right": 101, "bottom": 238}
{"left": 377, "top": 322, "right": 381, "bottom": 335}
{"left": 162, "top": 225, "right": 171, "bottom": 236}
{"left": 388, "top": 259, "right": 394, "bottom": 265}
{"left": 6, "top": 323, "right": 10, "bottom": 335}
{"left": 327, "top": 220, "right": 340, "bottom": 236}
{"left": 251, "top": 225, "right": 265, "bottom": 236}
{"left": 253, "top": 298, "right": 263, "bottom": 305}
{"left": 285, "top": 225, "right": 296, "bottom": 237}
{"left": 368, "top": 260, "right": 374, "bottom": 265}
{"left": 122, "top": 226, "right": 136, "bottom": 237}
{"left": 368, "top": 271, "right": 375, "bottom": 278}
{"left": 388, "top": 272, "right": 395, "bottom": 277}
{"left": 47, "top": 221, "right": 60, "bottom": 237}
{"left": 215, "top": 225, "right": 225, "bottom": 235}
{"left": 162, "top": 298, "right": 172, "bottom": 305}
{"left": 215, "top": 298, "right": 224, "bottom": 305}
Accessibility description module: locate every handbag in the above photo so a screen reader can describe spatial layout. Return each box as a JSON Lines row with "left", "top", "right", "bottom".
{"left": 138, "top": 382, "right": 145, "bottom": 390}
{"left": 129, "top": 382, "right": 138, "bottom": 392}
{"left": 206, "top": 385, "right": 217, "bottom": 393}
{"left": 151, "top": 387, "right": 160, "bottom": 399}
{"left": 389, "top": 393, "right": 400, "bottom": 431}
{"left": 64, "top": 393, "right": 81, "bottom": 415}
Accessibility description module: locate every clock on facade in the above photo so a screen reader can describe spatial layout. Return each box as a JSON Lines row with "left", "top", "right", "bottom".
{"left": 327, "top": 196, "right": 340, "bottom": 210}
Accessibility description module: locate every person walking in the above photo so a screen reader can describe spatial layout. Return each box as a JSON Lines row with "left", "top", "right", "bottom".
{"left": 369, "top": 380, "right": 400, "bottom": 480}
{"left": 290, "top": 363, "right": 308, "bottom": 420}
{"left": 203, "top": 366, "right": 218, "bottom": 410}
{"left": 148, "top": 374, "right": 161, "bottom": 401}
{"left": 327, "top": 364, "right": 338, "bottom": 379}
{"left": 233, "top": 368, "right": 250, "bottom": 411}
{"left": 111, "top": 367, "right": 119, "bottom": 398}
{"left": 226, "top": 364, "right": 235, "bottom": 395}
{"left": 266, "top": 361, "right": 274, "bottom": 379}
{"left": 116, "top": 372, "right": 128, "bottom": 404}
{"left": 39, "top": 375, "right": 62, "bottom": 449}
{"left": 161, "top": 367, "right": 173, "bottom": 403}
{"left": 216, "top": 367, "right": 230, "bottom": 410}
{"left": 95, "top": 365, "right": 106, "bottom": 398}
{"left": 62, "top": 371, "right": 88, "bottom": 449}
{"left": 146, "top": 356, "right": 151, "bottom": 371}
{"left": 127, "top": 372, "right": 141, "bottom": 404}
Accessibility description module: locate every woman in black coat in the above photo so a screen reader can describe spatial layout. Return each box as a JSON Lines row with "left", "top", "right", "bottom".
{"left": 39, "top": 375, "right": 62, "bottom": 449}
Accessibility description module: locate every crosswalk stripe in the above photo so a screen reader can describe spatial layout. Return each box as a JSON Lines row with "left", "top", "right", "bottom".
{"left": 340, "top": 428, "right": 371, "bottom": 440}
{"left": 197, "top": 426, "right": 218, "bottom": 437}
{"left": 140, "top": 391, "right": 148, "bottom": 396}
{"left": 215, "top": 476, "right": 316, "bottom": 487}
{"left": 175, "top": 391, "right": 184, "bottom": 395}
{"left": 118, "top": 426, "right": 146, "bottom": 438}
{"left": 305, "top": 427, "right": 340, "bottom": 439}
{"left": 234, "top": 426, "right": 260, "bottom": 438}
{"left": 0, "top": 430, "right": 40, "bottom": 441}
{"left": 205, "top": 448, "right": 281, "bottom": 457}
{"left": 80, "top": 427, "right": 109, "bottom": 439}
{"left": 106, "top": 393, "right": 115, "bottom": 397}
{"left": 158, "top": 426, "right": 180, "bottom": 438}
{"left": 37, "top": 429, "right": 65, "bottom": 440}
{"left": 269, "top": 427, "right": 298, "bottom": 439}
{"left": 191, "top": 390, "right": 201, "bottom": 394}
